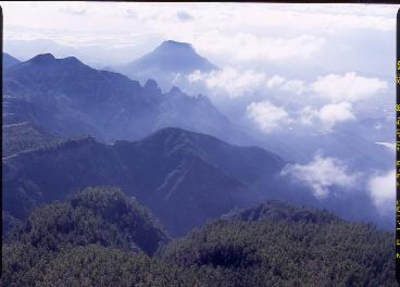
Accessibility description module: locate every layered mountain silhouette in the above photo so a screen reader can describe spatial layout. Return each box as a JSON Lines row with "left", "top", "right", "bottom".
{"left": 3, "top": 127, "right": 311, "bottom": 236}
{"left": 117, "top": 40, "right": 218, "bottom": 89}
{"left": 3, "top": 52, "right": 21, "bottom": 69}
{"left": 3, "top": 53, "right": 253, "bottom": 147}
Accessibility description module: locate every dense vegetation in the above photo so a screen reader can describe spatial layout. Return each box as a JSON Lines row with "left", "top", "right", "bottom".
{"left": 2, "top": 122, "right": 65, "bottom": 158}
{"left": 161, "top": 220, "right": 395, "bottom": 286}
{"left": 2, "top": 186, "right": 396, "bottom": 286}
{"left": 7, "top": 186, "right": 168, "bottom": 255}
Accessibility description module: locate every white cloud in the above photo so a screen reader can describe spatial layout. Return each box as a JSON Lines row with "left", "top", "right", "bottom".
{"left": 60, "top": 7, "right": 87, "bottom": 16}
{"left": 300, "top": 102, "right": 356, "bottom": 132}
{"left": 247, "top": 101, "right": 290, "bottom": 133}
{"left": 266, "top": 75, "right": 285, "bottom": 88}
{"left": 280, "top": 79, "right": 307, "bottom": 95}
{"left": 281, "top": 154, "right": 359, "bottom": 199}
{"left": 374, "top": 142, "right": 396, "bottom": 153}
{"left": 311, "top": 72, "right": 388, "bottom": 103}
{"left": 196, "top": 33, "right": 326, "bottom": 66}
{"left": 188, "top": 68, "right": 267, "bottom": 98}
{"left": 368, "top": 170, "right": 395, "bottom": 215}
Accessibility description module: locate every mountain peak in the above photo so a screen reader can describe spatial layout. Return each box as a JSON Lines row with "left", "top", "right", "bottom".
{"left": 122, "top": 40, "right": 218, "bottom": 75}
{"left": 159, "top": 40, "right": 193, "bottom": 50}
{"left": 144, "top": 79, "right": 161, "bottom": 95}
{"left": 30, "top": 53, "right": 56, "bottom": 63}
{"left": 168, "top": 85, "right": 182, "bottom": 94}
{"left": 28, "top": 54, "right": 84, "bottom": 67}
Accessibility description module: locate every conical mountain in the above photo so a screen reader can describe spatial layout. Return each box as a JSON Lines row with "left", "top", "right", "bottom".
{"left": 122, "top": 40, "right": 218, "bottom": 75}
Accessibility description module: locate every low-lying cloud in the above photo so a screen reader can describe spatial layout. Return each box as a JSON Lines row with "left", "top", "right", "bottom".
{"left": 281, "top": 154, "right": 359, "bottom": 199}
{"left": 188, "top": 68, "right": 267, "bottom": 98}
{"left": 300, "top": 102, "right": 356, "bottom": 132}
{"left": 368, "top": 170, "right": 395, "bottom": 215}
{"left": 247, "top": 101, "right": 290, "bottom": 133}
{"left": 311, "top": 72, "right": 388, "bottom": 103}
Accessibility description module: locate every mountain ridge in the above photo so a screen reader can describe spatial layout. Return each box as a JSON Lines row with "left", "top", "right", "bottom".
{"left": 3, "top": 127, "right": 290, "bottom": 236}
{"left": 3, "top": 53, "right": 253, "bottom": 147}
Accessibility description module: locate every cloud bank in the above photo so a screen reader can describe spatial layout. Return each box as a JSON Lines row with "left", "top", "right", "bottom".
{"left": 281, "top": 154, "right": 359, "bottom": 199}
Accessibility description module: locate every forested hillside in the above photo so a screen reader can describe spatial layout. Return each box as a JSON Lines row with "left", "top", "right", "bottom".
{"left": 2, "top": 186, "right": 395, "bottom": 287}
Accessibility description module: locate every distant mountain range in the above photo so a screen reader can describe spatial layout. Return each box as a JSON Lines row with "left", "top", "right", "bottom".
{"left": 2, "top": 49, "right": 391, "bottom": 234}
{"left": 3, "top": 52, "right": 255, "bottom": 148}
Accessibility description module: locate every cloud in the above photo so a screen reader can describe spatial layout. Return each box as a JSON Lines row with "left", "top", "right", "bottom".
{"left": 311, "top": 72, "right": 388, "bottom": 103}
{"left": 124, "top": 9, "right": 137, "bottom": 19}
{"left": 374, "top": 142, "right": 396, "bottom": 153}
{"left": 60, "top": 7, "right": 87, "bottom": 16}
{"left": 266, "top": 75, "right": 285, "bottom": 88}
{"left": 188, "top": 68, "right": 268, "bottom": 98}
{"left": 176, "top": 11, "right": 193, "bottom": 22}
{"left": 196, "top": 33, "right": 326, "bottom": 66}
{"left": 281, "top": 154, "right": 359, "bottom": 199}
{"left": 247, "top": 101, "right": 290, "bottom": 133}
{"left": 368, "top": 170, "right": 395, "bottom": 215}
{"left": 300, "top": 102, "right": 356, "bottom": 132}
{"left": 280, "top": 79, "right": 307, "bottom": 95}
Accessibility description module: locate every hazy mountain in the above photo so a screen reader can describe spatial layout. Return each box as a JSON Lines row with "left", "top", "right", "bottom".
{"left": 117, "top": 40, "right": 218, "bottom": 89}
{"left": 122, "top": 40, "right": 218, "bottom": 74}
{"left": 3, "top": 52, "right": 21, "bottom": 69}
{"left": 3, "top": 53, "right": 253, "bottom": 147}
{"left": 3, "top": 127, "right": 296, "bottom": 236}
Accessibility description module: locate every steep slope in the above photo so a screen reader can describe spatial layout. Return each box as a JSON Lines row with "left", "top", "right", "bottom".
{"left": 3, "top": 128, "right": 289, "bottom": 236}
{"left": 3, "top": 53, "right": 251, "bottom": 146}
{"left": 3, "top": 52, "right": 21, "bottom": 69}
{"left": 4, "top": 53, "right": 152, "bottom": 140}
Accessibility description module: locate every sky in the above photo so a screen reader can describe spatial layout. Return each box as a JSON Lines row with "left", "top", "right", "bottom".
{"left": 1, "top": 2, "right": 399, "bottom": 70}
{"left": 1, "top": 2, "right": 399, "bottom": 218}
